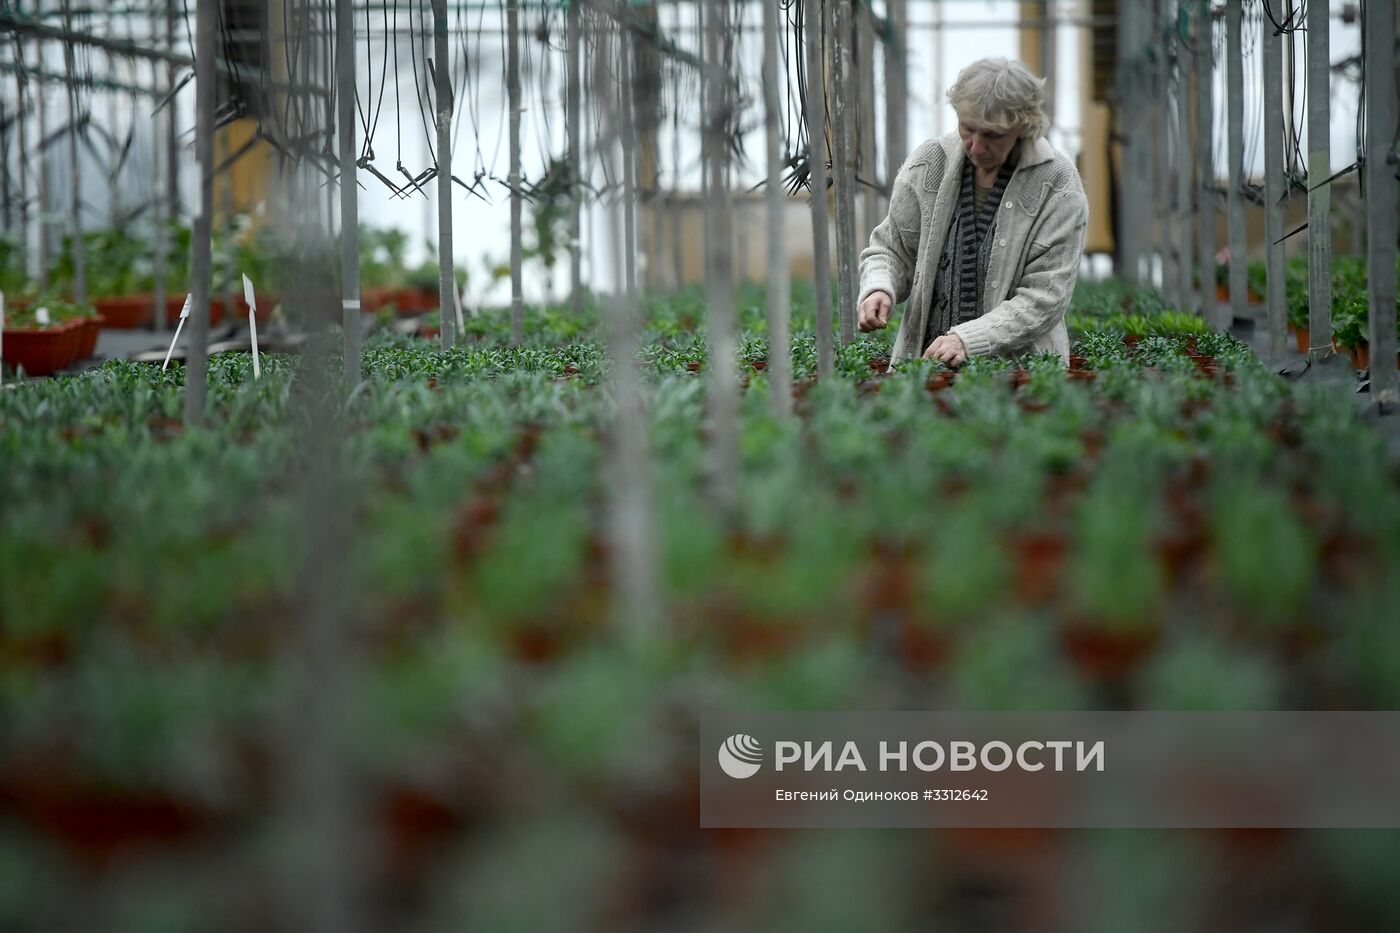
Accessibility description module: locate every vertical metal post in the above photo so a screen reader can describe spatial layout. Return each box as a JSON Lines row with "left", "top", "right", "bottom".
{"left": 830, "top": 0, "right": 856, "bottom": 344}
{"left": 619, "top": 18, "right": 637, "bottom": 303}
{"left": 508, "top": 0, "right": 523, "bottom": 342}
{"left": 167, "top": 0, "right": 180, "bottom": 218}
{"left": 856, "top": 3, "right": 877, "bottom": 233}
{"left": 61, "top": 0, "right": 85, "bottom": 306}
{"left": 1174, "top": 12, "right": 1194, "bottom": 311}
{"left": 432, "top": 0, "right": 455, "bottom": 348}
{"left": 337, "top": 0, "right": 361, "bottom": 379}
{"left": 184, "top": 0, "right": 216, "bottom": 424}
{"left": 567, "top": 0, "right": 582, "bottom": 314}
{"left": 35, "top": 33, "right": 49, "bottom": 284}
{"left": 763, "top": 0, "right": 791, "bottom": 417}
{"left": 1115, "top": 0, "right": 1140, "bottom": 283}
{"left": 805, "top": 0, "right": 834, "bottom": 378}
{"left": 883, "top": 0, "right": 907, "bottom": 209}
{"left": 594, "top": 11, "right": 658, "bottom": 637}
{"left": 1225, "top": 0, "right": 1247, "bottom": 325}
{"left": 1305, "top": 0, "right": 1332, "bottom": 360}
{"left": 151, "top": 41, "right": 167, "bottom": 334}
{"left": 1261, "top": 0, "right": 1287, "bottom": 361}
{"left": 14, "top": 25, "right": 29, "bottom": 281}
{"left": 1364, "top": 0, "right": 1397, "bottom": 398}
{"left": 1194, "top": 0, "right": 1216, "bottom": 325}
{"left": 2, "top": 96, "right": 11, "bottom": 236}
{"left": 704, "top": 0, "right": 738, "bottom": 518}
{"left": 1155, "top": 4, "right": 1175, "bottom": 301}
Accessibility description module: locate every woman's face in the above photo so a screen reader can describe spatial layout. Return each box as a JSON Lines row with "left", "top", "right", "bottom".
{"left": 958, "top": 119, "right": 1019, "bottom": 172}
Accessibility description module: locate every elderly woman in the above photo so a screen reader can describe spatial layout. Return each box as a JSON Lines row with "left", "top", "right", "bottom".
{"left": 858, "top": 58, "right": 1088, "bottom": 367}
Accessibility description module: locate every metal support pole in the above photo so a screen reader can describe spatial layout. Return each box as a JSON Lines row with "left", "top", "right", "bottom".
{"left": 337, "top": 0, "right": 361, "bottom": 380}
{"left": 704, "top": 0, "right": 738, "bottom": 518}
{"left": 804, "top": 0, "right": 834, "bottom": 378}
{"left": 507, "top": 0, "right": 522, "bottom": 343}
{"left": 619, "top": 19, "right": 637, "bottom": 304}
{"left": 1155, "top": 5, "right": 1175, "bottom": 302}
{"left": 167, "top": 0, "right": 180, "bottom": 218}
{"left": 1364, "top": 0, "right": 1397, "bottom": 398}
{"left": 150, "top": 15, "right": 166, "bottom": 334}
{"left": 1305, "top": 0, "right": 1332, "bottom": 360}
{"left": 763, "top": 0, "right": 791, "bottom": 417}
{"left": 567, "top": 0, "right": 582, "bottom": 314}
{"left": 856, "top": 3, "right": 877, "bottom": 233}
{"left": 14, "top": 27, "right": 29, "bottom": 281}
{"left": 35, "top": 33, "right": 48, "bottom": 284}
{"left": 883, "top": 0, "right": 907, "bottom": 208}
{"left": 831, "top": 0, "right": 856, "bottom": 345}
{"left": 1174, "top": 16, "right": 1194, "bottom": 311}
{"left": 1115, "top": 0, "right": 1140, "bottom": 283}
{"left": 1261, "top": 0, "right": 1287, "bottom": 361}
{"left": 594, "top": 7, "right": 658, "bottom": 638}
{"left": 1225, "top": 0, "right": 1247, "bottom": 325}
{"left": 60, "top": 0, "right": 84, "bottom": 306}
{"left": 433, "top": 0, "right": 455, "bottom": 348}
{"left": 1194, "top": 0, "right": 1216, "bottom": 325}
{"left": 184, "top": 0, "right": 216, "bottom": 424}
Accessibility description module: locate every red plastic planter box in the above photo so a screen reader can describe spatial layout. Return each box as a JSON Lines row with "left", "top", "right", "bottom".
{"left": 2, "top": 320, "right": 84, "bottom": 376}
{"left": 94, "top": 295, "right": 155, "bottom": 329}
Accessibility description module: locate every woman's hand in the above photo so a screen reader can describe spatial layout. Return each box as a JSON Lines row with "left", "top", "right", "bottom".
{"left": 858, "top": 291, "right": 892, "bottom": 332}
{"left": 922, "top": 333, "right": 967, "bottom": 366}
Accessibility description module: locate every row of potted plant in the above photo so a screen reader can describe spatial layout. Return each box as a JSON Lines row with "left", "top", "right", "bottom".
{"left": 3, "top": 278, "right": 1400, "bottom": 922}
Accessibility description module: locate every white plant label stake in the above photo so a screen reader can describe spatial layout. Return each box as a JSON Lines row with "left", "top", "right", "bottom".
{"left": 243, "top": 274, "right": 260, "bottom": 380}
{"left": 161, "top": 294, "right": 192, "bottom": 371}
{"left": 35, "top": 306, "right": 50, "bottom": 326}
{"left": 452, "top": 282, "right": 466, "bottom": 335}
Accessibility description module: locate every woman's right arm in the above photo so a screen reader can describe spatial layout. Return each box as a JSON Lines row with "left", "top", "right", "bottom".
{"left": 858, "top": 157, "right": 924, "bottom": 311}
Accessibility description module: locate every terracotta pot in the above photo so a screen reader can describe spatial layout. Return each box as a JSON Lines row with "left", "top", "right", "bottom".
{"left": 391, "top": 286, "right": 439, "bottom": 315}
{"left": 231, "top": 293, "right": 275, "bottom": 323}
{"left": 1066, "top": 368, "right": 1096, "bottom": 383}
{"left": 93, "top": 294, "right": 155, "bottom": 328}
{"left": 1215, "top": 283, "right": 1230, "bottom": 303}
{"left": 1247, "top": 286, "right": 1264, "bottom": 304}
{"left": 897, "top": 621, "right": 951, "bottom": 672}
{"left": 416, "top": 324, "right": 440, "bottom": 340}
{"left": 1061, "top": 624, "right": 1159, "bottom": 679}
{"left": 1009, "top": 369, "right": 1032, "bottom": 389}
{"left": 2, "top": 320, "right": 83, "bottom": 376}
{"left": 925, "top": 371, "right": 956, "bottom": 392}
{"left": 868, "top": 357, "right": 890, "bottom": 374}
{"left": 378, "top": 782, "right": 465, "bottom": 883}
{"left": 1068, "top": 354, "right": 1088, "bottom": 370}
{"left": 0, "top": 765, "right": 219, "bottom": 868}
{"left": 1293, "top": 325, "right": 1309, "bottom": 355}
{"left": 77, "top": 315, "right": 103, "bottom": 359}
{"left": 165, "top": 295, "right": 226, "bottom": 326}
{"left": 1011, "top": 532, "right": 1067, "bottom": 603}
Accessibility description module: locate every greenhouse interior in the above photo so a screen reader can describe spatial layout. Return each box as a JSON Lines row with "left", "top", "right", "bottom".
{"left": 2, "top": 0, "right": 1400, "bottom": 929}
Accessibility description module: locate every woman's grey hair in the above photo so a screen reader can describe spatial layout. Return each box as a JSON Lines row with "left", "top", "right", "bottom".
{"left": 946, "top": 58, "right": 1050, "bottom": 140}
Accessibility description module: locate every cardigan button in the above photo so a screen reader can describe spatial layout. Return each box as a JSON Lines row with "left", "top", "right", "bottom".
{"left": 999, "top": 239, "right": 1007, "bottom": 247}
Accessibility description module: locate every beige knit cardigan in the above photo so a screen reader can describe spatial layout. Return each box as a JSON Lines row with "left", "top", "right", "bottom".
{"left": 857, "top": 132, "right": 1089, "bottom": 366}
